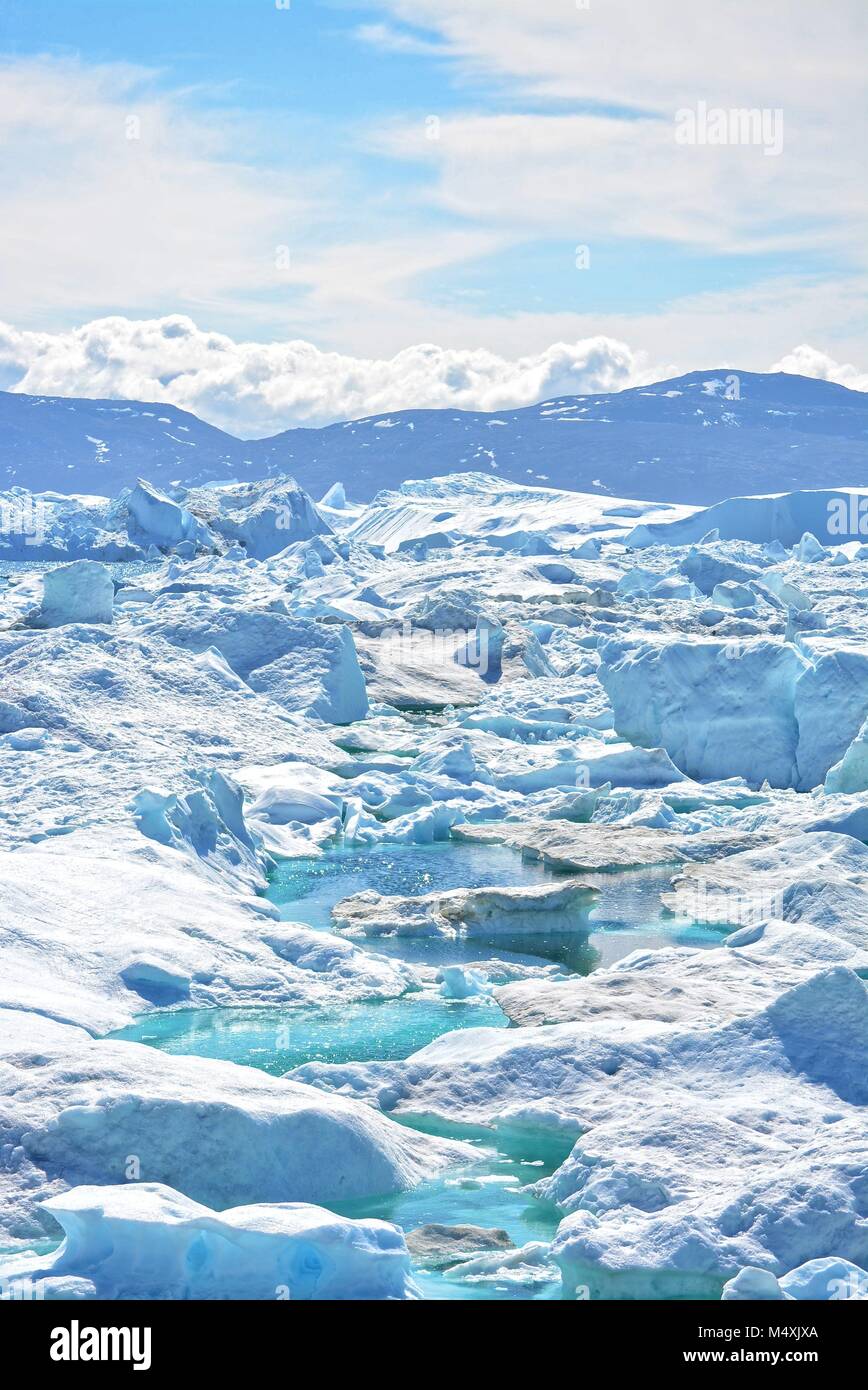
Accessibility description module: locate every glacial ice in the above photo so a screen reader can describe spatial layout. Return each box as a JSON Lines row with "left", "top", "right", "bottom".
{"left": 33, "top": 559, "right": 115, "bottom": 628}
{"left": 126, "top": 479, "right": 216, "bottom": 552}
{"left": 331, "top": 879, "right": 597, "bottom": 937}
{"left": 0, "top": 1025, "right": 472, "bottom": 1241}
{"left": 290, "top": 967, "right": 868, "bottom": 1294}
{"left": 600, "top": 639, "right": 808, "bottom": 786}
{"left": 722, "top": 1258, "right": 868, "bottom": 1302}
{"left": 3, "top": 467, "right": 868, "bottom": 1301}
{"left": 438, "top": 965, "right": 492, "bottom": 999}
{"left": 138, "top": 596, "right": 369, "bottom": 723}
{"left": 183, "top": 478, "right": 332, "bottom": 559}
{"left": 0, "top": 1182, "right": 418, "bottom": 1300}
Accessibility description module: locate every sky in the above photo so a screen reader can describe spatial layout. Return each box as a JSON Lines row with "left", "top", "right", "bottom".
{"left": 0, "top": 0, "right": 866, "bottom": 435}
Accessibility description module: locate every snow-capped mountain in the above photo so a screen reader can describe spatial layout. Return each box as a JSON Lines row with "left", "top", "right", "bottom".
{"left": 2, "top": 369, "right": 867, "bottom": 504}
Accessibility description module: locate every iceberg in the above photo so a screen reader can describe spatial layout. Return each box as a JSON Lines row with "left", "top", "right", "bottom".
{"left": 0, "top": 1024, "right": 472, "bottom": 1242}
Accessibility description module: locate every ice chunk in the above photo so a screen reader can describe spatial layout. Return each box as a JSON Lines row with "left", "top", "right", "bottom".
{"left": 779, "top": 1256, "right": 868, "bottom": 1301}
{"left": 0, "top": 1030, "right": 473, "bottom": 1240}
{"left": 437, "top": 965, "right": 492, "bottom": 999}
{"left": 191, "top": 478, "right": 331, "bottom": 559}
{"left": 320, "top": 481, "right": 348, "bottom": 509}
{"left": 722, "top": 1256, "right": 868, "bottom": 1302}
{"left": 600, "top": 638, "right": 808, "bottom": 786}
{"left": 824, "top": 711, "right": 868, "bottom": 793}
{"left": 141, "top": 599, "right": 369, "bottom": 724}
{"left": 126, "top": 479, "right": 213, "bottom": 551}
{"left": 443, "top": 1240, "right": 558, "bottom": 1288}
{"left": 0, "top": 1183, "right": 418, "bottom": 1300}
{"left": 649, "top": 576, "right": 700, "bottom": 600}
{"left": 332, "top": 879, "right": 597, "bottom": 938}
{"left": 34, "top": 560, "right": 114, "bottom": 627}
{"left": 795, "top": 531, "right": 828, "bottom": 562}
{"left": 721, "top": 1267, "right": 789, "bottom": 1300}
{"left": 711, "top": 581, "right": 756, "bottom": 609}
{"left": 248, "top": 622, "right": 368, "bottom": 724}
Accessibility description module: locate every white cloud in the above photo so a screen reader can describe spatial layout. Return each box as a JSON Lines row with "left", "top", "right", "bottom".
{"left": 0, "top": 57, "right": 320, "bottom": 326}
{"left": 373, "top": 110, "right": 857, "bottom": 256}
{"left": 1, "top": 313, "right": 863, "bottom": 438}
{"left": 0, "top": 22, "right": 863, "bottom": 383}
{"left": 363, "top": 2, "right": 867, "bottom": 261}
{"left": 771, "top": 345, "right": 868, "bottom": 393}
{"left": 353, "top": 23, "right": 446, "bottom": 57}
{"left": 372, "top": 0, "right": 867, "bottom": 113}
{"left": 0, "top": 315, "right": 647, "bottom": 435}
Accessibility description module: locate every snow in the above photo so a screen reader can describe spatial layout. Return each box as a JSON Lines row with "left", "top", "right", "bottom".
{"left": 0, "top": 1026, "right": 471, "bottom": 1242}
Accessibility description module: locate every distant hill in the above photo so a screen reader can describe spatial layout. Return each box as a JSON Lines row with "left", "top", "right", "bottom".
{"left": 2, "top": 370, "right": 867, "bottom": 505}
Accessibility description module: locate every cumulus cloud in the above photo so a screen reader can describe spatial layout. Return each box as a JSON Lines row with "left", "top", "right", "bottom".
{"left": 770, "top": 345, "right": 868, "bottom": 394}
{"left": 1, "top": 315, "right": 863, "bottom": 437}
{"left": 0, "top": 315, "right": 647, "bottom": 436}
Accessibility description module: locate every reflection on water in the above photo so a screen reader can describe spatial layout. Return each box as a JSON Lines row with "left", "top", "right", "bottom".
{"left": 266, "top": 841, "right": 729, "bottom": 974}
{"left": 109, "top": 994, "right": 508, "bottom": 1075}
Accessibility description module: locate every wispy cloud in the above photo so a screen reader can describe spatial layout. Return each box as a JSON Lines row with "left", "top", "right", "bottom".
{"left": 0, "top": 2, "right": 864, "bottom": 382}
{"left": 353, "top": 22, "right": 445, "bottom": 58}
{"left": 0, "top": 57, "right": 322, "bottom": 326}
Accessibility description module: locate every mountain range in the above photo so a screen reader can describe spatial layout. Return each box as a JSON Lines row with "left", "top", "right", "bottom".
{"left": 2, "top": 369, "right": 867, "bottom": 505}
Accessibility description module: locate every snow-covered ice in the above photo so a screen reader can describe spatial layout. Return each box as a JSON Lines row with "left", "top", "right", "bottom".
{"left": 331, "top": 879, "right": 597, "bottom": 937}
{"left": 0, "top": 1182, "right": 419, "bottom": 1300}
{"left": 3, "top": 462, "right": 868, "bottom": 1302}
{"left": 32, "top": 560, "right": 114, "bottom": 628}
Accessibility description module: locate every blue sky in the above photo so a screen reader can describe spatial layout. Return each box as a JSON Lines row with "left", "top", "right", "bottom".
{"left": 0, "top": 0, "right": 865, "bottom": 430}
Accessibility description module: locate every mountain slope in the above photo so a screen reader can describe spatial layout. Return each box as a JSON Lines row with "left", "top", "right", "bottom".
{"left": 2, "top": 370, "right": 867, "bottom": 504}
{"left": 0, "top": 391, "right": 246, "bottom": 494}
